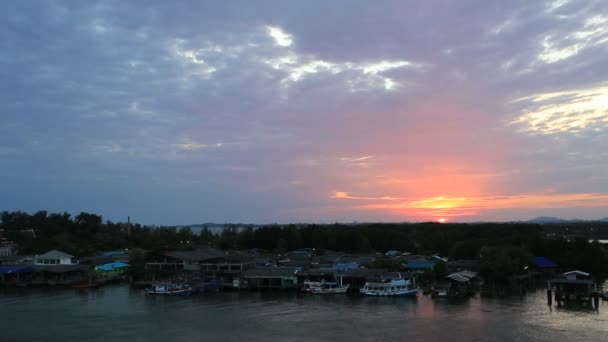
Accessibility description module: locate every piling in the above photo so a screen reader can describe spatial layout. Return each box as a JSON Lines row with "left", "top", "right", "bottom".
{"left": 594, "top": 292, "right": 600, "bottom": 310}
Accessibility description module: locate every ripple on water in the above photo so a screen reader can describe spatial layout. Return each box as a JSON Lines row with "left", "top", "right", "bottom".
{"left": 4, "top": 286, "right": 608, "bottom": 341}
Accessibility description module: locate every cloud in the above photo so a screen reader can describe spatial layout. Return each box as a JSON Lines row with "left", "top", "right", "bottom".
{"left": 267, "top": 26, "right": 293, "bottom": 47}
{"left": 512, "top": 84, "right": 608, "bottom": 134}
{"left": 1, "top": 1, "right": 608, "bottom": 224}
{"left": 333, "top": 192, "right": 608, "bottom": 219}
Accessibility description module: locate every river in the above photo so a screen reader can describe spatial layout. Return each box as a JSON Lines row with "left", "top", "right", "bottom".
{"left": 2, "top": 285, "right": 608, "bottom": 341}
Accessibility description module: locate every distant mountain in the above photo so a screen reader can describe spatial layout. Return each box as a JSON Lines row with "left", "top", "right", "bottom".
{"left": 527, "top": 216, "right": 569, "bottom": 224}
{"left": 598, "top": 217, "right": 608, "bottom": 222}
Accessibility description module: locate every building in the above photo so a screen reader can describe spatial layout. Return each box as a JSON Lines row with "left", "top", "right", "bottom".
{"left": 145, "top": 248, "right": 255, "bottom": 289}
{"left": 434, "top": 270, "right": 480, "bottom": 298}
{"left": 0, "top": 242, "right": 18, "bottom": 257}
{"left": 34, "top": 250, "right": 79, "bottom": 265}
{"left": 242, "top": 267, "right": 299, "bottom": 290}
{"left": 94, "top": 262, "right": 130, "bottom": 278}
{"left": 550, "top": 270, "right": 595, "bottom": 302}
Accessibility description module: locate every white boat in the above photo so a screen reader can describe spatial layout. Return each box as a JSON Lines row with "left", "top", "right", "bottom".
{"left": 360, "top": 276, "right": 418, "bottom": 297}
{"left": 311, "top": 281, "right": 350, "bottom": 294}
{"left": 146, "top": 283, "right": 192, "bottom": 296}
{"left": 302, "top": 280, "right": 349, "bottom": 294}
{"left": 431, "top": 288, "right": 448, "bottom": 297}
{"left": 302, "top": 280, "right": 322, "bottom": 293}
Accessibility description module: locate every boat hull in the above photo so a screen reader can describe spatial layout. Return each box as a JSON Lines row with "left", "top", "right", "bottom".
{"left": 146, "top": 288, "right": 192, "bottom": 295}
{"left": 146, "top": 283, "right": 192, "bottom": 296}
{"left": 310, "top": 286, "right": 349, "bottom": 294}
{"left": 360, "top": 288, "right": 419, "bottom": 297}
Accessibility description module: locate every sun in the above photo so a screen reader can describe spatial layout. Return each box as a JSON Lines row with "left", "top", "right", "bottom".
{"left": 438, "top": 218, "right": 447, "bottom": 223}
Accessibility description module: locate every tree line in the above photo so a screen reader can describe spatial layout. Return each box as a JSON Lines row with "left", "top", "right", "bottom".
{"left": 2, "top": 210, "right": 608, "bottom": 277}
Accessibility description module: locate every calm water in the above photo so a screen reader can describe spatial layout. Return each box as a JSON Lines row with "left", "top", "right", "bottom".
{"left": 2, "top": 285, "right": 608, "bottom": 341}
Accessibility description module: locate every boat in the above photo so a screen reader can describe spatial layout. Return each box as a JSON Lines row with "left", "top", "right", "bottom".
{"left": 302, "top": 280, "right": 323, "bottom": 293}
{"left": 309, "top": 281, "right": 349, "bottom": 294}
{"left": 146, "top": 283, "right": 192, "bottom": 295}
{"left": 431, "top": 288, "right": 448, "bottom": 297}
{"left": 360, "top": 275, "right": 418, "bottom": 297}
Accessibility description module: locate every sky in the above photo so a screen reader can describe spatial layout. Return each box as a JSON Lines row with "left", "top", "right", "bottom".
{"left": 1, "top": 0, "right": 608, "bottom": 225}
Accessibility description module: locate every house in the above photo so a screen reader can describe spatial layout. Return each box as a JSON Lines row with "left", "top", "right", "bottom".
{"left": 34, "top": 250, "right": 79, "bottom": 265}
{"left": 0, "top": 242, "right": 18, "bottom": 257}
{"left": 434, "top": 270, "right": 479, "bottom": 298}
{"left": 145, "top": 248, "right": 255, "bottom": 288}
{"left": 550, "top": 270, "right": 595, "bottom": 302}
{"left": 242, "top": 267, "right": 300, "bottom": 290}
{"left": 94, "top": 262, "right": 130, "bottom": 278}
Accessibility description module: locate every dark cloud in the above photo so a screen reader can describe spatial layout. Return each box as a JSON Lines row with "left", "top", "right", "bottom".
{"left": 1, "top": 0, "right": 607, "bottom": 223}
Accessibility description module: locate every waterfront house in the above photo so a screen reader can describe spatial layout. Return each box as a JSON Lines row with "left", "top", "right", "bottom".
{"left": 434, "top": 270, "right": 479, "bottom": 298}
{"left": 242, "top": 267, "right": 300, "bottom": 290}
{"left": 550, "top": 270, "right": 595, "bottom": 302}
{"left": 94, "top": 262, "right": 130, "bottom": 278}
{"left": 34, "top": 250, "right": 79, "bottom": 265}
{"left": 30, "top": 250, "right": 87, "bottom": 285}
{"left": 145, "top": 248, "right": 255, "bottom": 289}
{"left": 0, "top": 242, "right": 18, "bottom": 257}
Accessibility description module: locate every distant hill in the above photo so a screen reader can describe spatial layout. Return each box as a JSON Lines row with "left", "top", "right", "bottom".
{"left": 527, "top": 217, "right": 569, "bottom": 224}
{"left": 526, "top": 216, "right": 607, "bottom": 224}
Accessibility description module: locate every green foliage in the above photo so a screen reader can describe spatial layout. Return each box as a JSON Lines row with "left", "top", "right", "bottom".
{"left": 479, "top": 245, "right": 532, "bottom": 279}
{"left": 433, "top": 260, "right": 448, "bottom": 278}
{"left": 3, "top": 210, "right": 608, "bottom": 277}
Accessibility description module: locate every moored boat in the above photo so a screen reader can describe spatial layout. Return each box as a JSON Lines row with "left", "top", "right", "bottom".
{"left": 309, "top": 281, "right": 349, "bottom": 294}
{"left": 146, "top": 283, "right": 192, "bottom": 295}
{"left": 360, "top": 276, "right": 418, "bottom": 297}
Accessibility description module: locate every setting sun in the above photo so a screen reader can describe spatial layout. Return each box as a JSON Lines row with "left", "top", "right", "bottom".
{"left": 438, "top": 218, "right": 447, "bottom": 223}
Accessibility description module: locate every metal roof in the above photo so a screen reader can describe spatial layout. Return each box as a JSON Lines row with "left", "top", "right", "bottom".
{"left": 447, "top": 274, "right": 470, "bottom": 283}
{"left": 533, "top": 256, "right": 558, "bottom": 268}
{"left": 563, "top": 270, "right": 590, "bottom": 277}
{"left": 0, "top": 266, "right": 33, "bottom": 274}
{"left": 36, "top": 250, "right": 74, "bottom": 259}
{"left": 95, "top": 262, "right": 130, "bottom": 271}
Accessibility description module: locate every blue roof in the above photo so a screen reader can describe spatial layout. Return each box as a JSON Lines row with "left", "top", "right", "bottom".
{"left": 95, "top": 262, "right": 130, "bottom": 271}
{"left": 534, "top": 256, "right": 558, "bottom": 268}
{"left": 0, "top": 266, "right": 33, "bottom": 274}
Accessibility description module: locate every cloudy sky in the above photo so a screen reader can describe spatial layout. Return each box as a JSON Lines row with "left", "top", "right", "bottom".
{"left": 1, "top": 0, "right": 608, "bottom": 224}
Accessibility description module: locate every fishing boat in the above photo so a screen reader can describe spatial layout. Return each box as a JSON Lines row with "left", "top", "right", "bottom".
{"left": 360, "top": 275, "right": 418, "bottom": 297}
{"left": 309, "top": 281, "right": 349, "bottom": 294}
{"left": 146, "top": 283, "right": 192, "bottom": 296}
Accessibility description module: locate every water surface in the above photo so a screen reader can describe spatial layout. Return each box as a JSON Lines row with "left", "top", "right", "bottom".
{"left": 2, "top": 285, "right": 607, "bottom": 341}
